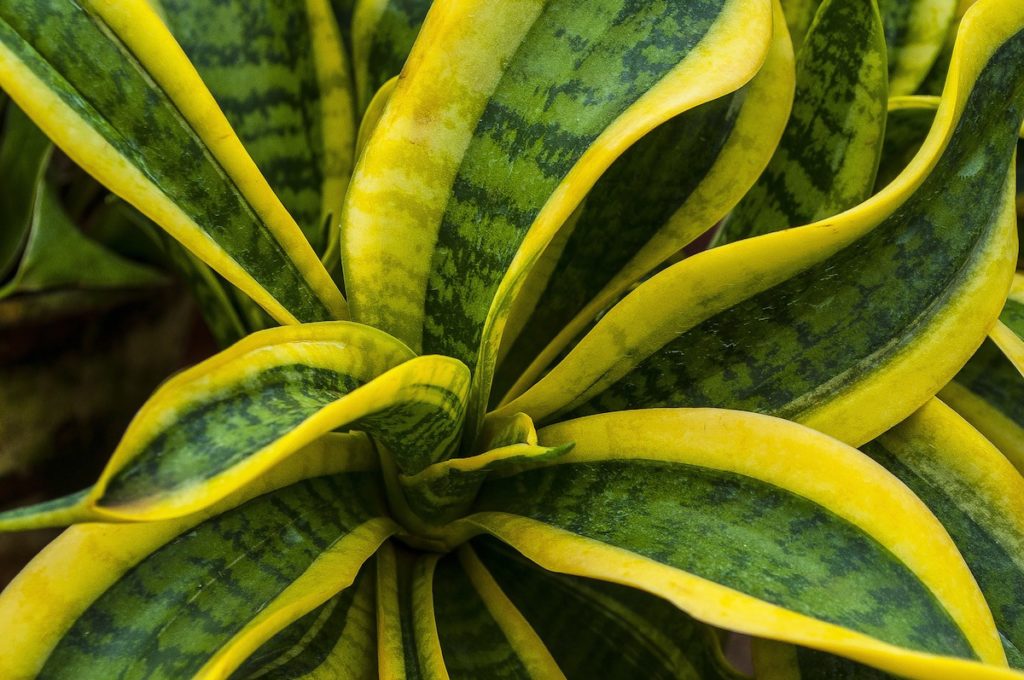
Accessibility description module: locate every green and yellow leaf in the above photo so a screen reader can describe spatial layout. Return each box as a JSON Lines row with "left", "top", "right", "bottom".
{"left": 717, "top": 0, "right": 887, "bottom": 244}
{"left": 0, "top": 322, "right": 468, "bottom": 525}
{"left": 342, "top": 0, "right": 777, "bottom": 434}
{"left": 462, "top": 409, "right": 1014, "bottom": 678}
{"left": 493, "top": 0, "right": 794, "bottom": 402}
{"left": 0, "top": 0, "right": 347, "bottom": 324}
{"left": 0, "top": 435, "right": 395, "bottom": 679}
{"left": 495, "top": 0, "right": 1024, "bottom": 448}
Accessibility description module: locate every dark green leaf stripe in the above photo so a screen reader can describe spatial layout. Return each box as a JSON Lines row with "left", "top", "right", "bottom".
{"left": 942, "top": 338, "right": 1024, "bottom": 472}
{"left": 549, "top": 25, "right": 1024, "bottom": 432}
{"left": 863, "top": 406, "right": 1024, "bottom": 666}
{"left": 493, "top": 88, "right": 747, "bottom": 402}
{"left": 717, "top": 0, "right": 887, "bottom": 244}
{"left": 0, "top": 0, "right": 338, "bottom": 322}
{"left": 780, "top": 0, "right": 957, "bottom": 95}
{"left": 432, "top": 552, "right": 535, "bottom": 679}
{"left": 158, "top": 0, "right": 350, "bottom": 254}
{"left": 474, "top": 537, "right": 743, "bottom": 680}
{"left": 38, "top": 473, "right": 386, "bottom": 679}
{"left": 474, "top": 460, "right": 973, "bottom": 657}
{"left": 101, "top": 364, "right": 362, "bottom": 507}
{"left": 352, "top": 0, "right": 430, "bottom": 112}
{"left": 228, "top": 562, "right": 377, "bottom": 679}
{"left": 418, "top": 0, "right": 727, "bottom": 373}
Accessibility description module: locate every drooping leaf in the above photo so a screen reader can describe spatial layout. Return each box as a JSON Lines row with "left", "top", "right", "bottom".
{"left": 0, "top": 437, "right": 395, "bottom": 679}
{"left": 351, "top": 0, "right": 431, "bottom": 113}
{"left": 341, "top": 0, "right": 777, "bottom": 434}
{"left": 0, "top": 185, "right": 166, "bottom": 300}
{"left": 492, "top": 2, "right": 794, "bottom": 403}
{"left": 0, "top": 0, "right": 347, "bottom": 323}
{"left": 716, "top": 0, "right": 887, "bottom": 244}
{"left": 156, "top": 0, "right": 356, "bottom": 256}
{"left": 495, "top": 1, "right": 1024, "bottom": 448}
{"left": 0, "top": 322, "right": 468, "bottom": 525}
{"left": 462, "top": 409, "right": 1013, "bottom": 678}
{"left": 472, "top": 537, "right": 745, "bottom": 679}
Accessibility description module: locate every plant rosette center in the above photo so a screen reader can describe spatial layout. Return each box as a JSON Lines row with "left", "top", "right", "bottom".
{"left": 380, "top": 410, "right": 573, "bottom": 552}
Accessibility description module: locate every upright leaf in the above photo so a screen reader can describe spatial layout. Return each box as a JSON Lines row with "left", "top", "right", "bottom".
{"left": 495, "top": 0, "right": 1024, "bottom": 447}
{"left": 493, "top": 2, "right": 794, "bottom": 403}
{"left": 717, "top": 0, "right": 887, "bottom": 243}
{"left": 351, "top": 0, "right": 431, "bottom": 113}
{"left": 342, "top": 0, "right": 776, "bottom": 433}
{"left": 0, "top": 0, "right": 347, "bottom": 323}
{"left": 156, "top": 0, "right": 356, "bottom": 255}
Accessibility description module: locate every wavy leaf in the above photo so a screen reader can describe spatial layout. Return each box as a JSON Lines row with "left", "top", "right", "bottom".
{"left": 0, "top": 436, "right": 394, "bottom": 679}
{"left": 462, "top": 409, "right": 1015, "bottom": 678}
{"left": 716, "top": 0, "right": 887, "bottom": 244}
{"left": 493, "top": 1, "right": 793, "bottom": 403}
{"left": 495, "top": 0, "right": 1024, "bottom": 447}
{"left": 0, "top": 0, "right": 347, "bottom": 323}
{"left": 341, "top": 0, "right": 776, "bottom": 434}
{"left": 0, "top": 322, "right": 468, "bottom": 525}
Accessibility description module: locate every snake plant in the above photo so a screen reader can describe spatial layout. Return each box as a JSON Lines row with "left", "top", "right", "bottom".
{"left": 3, "top": 0, "right": 1024, "bottom": 677}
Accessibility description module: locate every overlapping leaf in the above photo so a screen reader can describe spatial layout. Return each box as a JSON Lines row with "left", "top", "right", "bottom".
{"left": 493, "top": 1, "right": 793, "bottom": 403}
{"left": 461, "top": 409, "right": 1015, "bottom": 678}
{"left": 0, "top": 437, "right": 395, "bottom": 679}
{"left": 342, "top": 0, "right": 778, "bottom": 434}
{"left": 496, "top": 1, "right": 1024, "bottom": 448}
{"left": 0, "top": 322, "right": 468, "bottom": 526}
